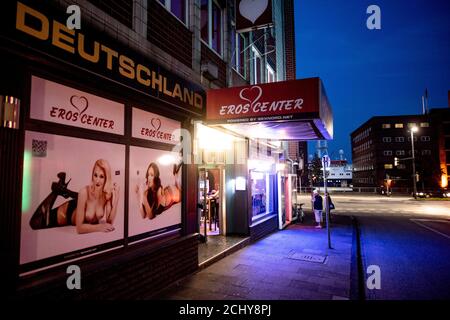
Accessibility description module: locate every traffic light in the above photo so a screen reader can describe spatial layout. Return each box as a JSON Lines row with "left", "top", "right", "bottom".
{"left": 394, "top": 157, "right": 399, "bottom": 166}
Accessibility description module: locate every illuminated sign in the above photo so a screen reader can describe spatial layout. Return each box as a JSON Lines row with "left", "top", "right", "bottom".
{"left": 30, "top": 76, "right": 125, "bottom": 134}
{"left": 2, "top": 1, "right": 205, "bottom": 114}
{"left": 132, "top": 107, "right": 181, "bottom": 145}
{"left": 207, "top": 78, "right": 320, "bottom": 124}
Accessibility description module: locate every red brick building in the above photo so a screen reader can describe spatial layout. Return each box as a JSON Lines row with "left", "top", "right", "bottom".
{"left": 0, "top": 0, "right": 297, "bottom": 299}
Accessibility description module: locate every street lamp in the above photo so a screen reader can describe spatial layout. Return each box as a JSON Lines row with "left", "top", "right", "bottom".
{"left": 410, "top": 126, "right": 418, "bottom": 199}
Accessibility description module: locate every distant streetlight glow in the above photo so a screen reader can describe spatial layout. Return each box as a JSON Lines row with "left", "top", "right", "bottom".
{"left": 441, "top": 174, "right": 448, "bottom": 189}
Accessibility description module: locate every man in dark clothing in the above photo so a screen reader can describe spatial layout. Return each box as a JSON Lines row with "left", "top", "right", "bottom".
{"left": 312, "top": 189, "right": 323, "bottom": 228}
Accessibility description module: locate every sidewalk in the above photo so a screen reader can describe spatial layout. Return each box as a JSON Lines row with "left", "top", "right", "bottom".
{"left": 157, "top": 213, "right": 354, "bottom": 300}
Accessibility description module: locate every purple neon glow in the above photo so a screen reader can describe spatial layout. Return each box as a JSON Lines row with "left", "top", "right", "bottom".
{"left": 221, "top": 121, "right": 318, "bottom": 140}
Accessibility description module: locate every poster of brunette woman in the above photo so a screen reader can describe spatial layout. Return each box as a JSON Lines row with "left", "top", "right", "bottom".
{"left": 20, "top": 131, "right": 125, "bottom": 267}
{"left": 128, "top": 146, "right": 182, "bottom": 239}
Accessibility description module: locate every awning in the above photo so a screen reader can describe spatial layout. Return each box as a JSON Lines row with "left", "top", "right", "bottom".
{"left": 206, "top": 77, "right": 333, "bottom": 140}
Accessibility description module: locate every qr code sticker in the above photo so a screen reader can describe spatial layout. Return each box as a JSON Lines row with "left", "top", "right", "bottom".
{"left": 32, "top": 139, "right": 47, "bottom": 157}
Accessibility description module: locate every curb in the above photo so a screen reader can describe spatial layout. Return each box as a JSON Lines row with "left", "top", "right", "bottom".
{"left": 350, "top": 216, "right": 365, "bottom": 300}
{"left": 198, "top": 237, "right": 251, "bottom": 270}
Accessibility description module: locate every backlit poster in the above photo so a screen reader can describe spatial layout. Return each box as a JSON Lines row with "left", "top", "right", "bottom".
{"left": 128, "top": 146, "right": 182, "bottom": 239}
{"left": 30, "top": 76, "right": 125, "bottom": 135}
{"left": 132, "top": 107, "right": 181, "bottom": 145}
{"left": 20, "top": 131, "right": 125, "bottom": 269}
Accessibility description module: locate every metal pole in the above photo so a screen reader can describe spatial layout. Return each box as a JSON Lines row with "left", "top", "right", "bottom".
{"left": 323, "top": 164, "right": 331, "bottom": 249}
{"left": 411, "top": 130, "right": 417, "bottom": 199}
{"left": 299, "top": 172, "right": 302, "bottom": 194}
{"left": 203, "top": 168, "right": 208, "bottom": 242}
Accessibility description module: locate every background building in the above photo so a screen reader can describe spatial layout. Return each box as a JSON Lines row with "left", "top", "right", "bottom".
{"left": 351, "top": 107, "right": 450, "bottom": 193}
{"left": 327, "top": 159, "right": 352, "bottom": 188}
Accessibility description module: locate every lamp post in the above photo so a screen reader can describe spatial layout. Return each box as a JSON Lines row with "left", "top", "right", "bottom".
{"left": 410, "top": 126, "right": 418, "bottom": 199}
{"left": 322, "top": 155, "right": 332, "bottom": 249}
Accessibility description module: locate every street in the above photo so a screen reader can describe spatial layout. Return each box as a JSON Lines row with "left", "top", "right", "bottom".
{"left": 158, "top": 193, "right": 450, "bottom": 300}
{"left": 299, "top": 193, "right": 450, "bottom": 300}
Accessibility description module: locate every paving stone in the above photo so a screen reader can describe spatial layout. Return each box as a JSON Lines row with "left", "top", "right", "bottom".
{"left": 289, "top": 279, "right": 320, "bottom": 291}
{"left": 158, "top": 217, "right": 354, "bottom": 300}
{"left": 318, "top": 284, "right": 350, "bottom": 297}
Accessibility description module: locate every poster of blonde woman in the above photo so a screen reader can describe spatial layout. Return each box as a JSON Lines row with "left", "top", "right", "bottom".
{"left": 20, "top": 131, "right": 125, "bottom": 267}
{"left": 128, "top": 146, "right": 182, "bottom": 239}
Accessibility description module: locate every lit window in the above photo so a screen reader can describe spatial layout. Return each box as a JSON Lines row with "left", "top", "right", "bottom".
{"left": 407, "top": 123, "right": 417, "bottom": 128}
{"left": 231, "top": 25, "right": 246, "bottom": 77}
{"left": 382, "top": 124, "right": 391, "bottom": 129}
{"left": 384, "top": 164, "right": 393, "bottom": 169}
{"left": 266, "top": 65, "right": 275, "bottom": 83}
{"left": 201, "top": 0, "right": 208, "bottom": 42}
{"left": 395, "top": 123, "right": 404, "bottom": 128}
{"left": 251, "top": 46, "right": 262, "bottom": 84}
{"left": 211, "top": 1, "right": 222, "bottom": 53}
{"left": 251, "top": 172, "right": 275, "bottom": 219}
{"left": 420, "top": 122, "right": 429, "bottom": 127}
{"left": 201, "top": 0, "right": 223, "bottom": 55}
{"left": 158, "top": 0, "right": 188, "bottom": 24}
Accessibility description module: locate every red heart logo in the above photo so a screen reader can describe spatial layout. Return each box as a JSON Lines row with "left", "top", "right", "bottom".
{"left": 151, "top": 118, "right": 161, "bottom": 131}
{"left": 239, "top": 86, "right": 263, "bottom": 106}
{"left": 70, "top": 95, "right": 89, "bottom": 114}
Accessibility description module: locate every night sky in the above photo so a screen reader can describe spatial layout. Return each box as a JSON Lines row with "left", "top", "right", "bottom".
{"left": 294, "top": 0, "right": 450, "bottom": 162}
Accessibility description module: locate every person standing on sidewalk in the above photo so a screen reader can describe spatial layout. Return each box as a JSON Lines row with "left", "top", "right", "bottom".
{"left": 312, "top": 189, "right": 323, "bottom": 228}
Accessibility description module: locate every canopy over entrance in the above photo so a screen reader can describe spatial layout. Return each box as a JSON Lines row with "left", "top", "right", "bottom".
{"left": 206, "top": 77, "right": 333, "bottom": 140}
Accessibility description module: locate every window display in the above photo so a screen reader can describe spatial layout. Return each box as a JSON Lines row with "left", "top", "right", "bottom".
{"left": 20, "top": 131, "right": 125, "bottom": 267}
{"left": 251, "top": 171, "right": 274, "bottom": 218}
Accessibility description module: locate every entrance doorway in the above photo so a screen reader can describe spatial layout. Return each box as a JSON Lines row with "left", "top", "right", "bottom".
{"left": 198, "top": 167, "right": 224, "bottom": 240}
{"left": 197, "top": 166, "right": 249, "bottom": 266}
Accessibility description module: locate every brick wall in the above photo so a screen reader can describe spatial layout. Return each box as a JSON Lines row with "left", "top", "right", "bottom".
{"left": 201, "top": 44, "right": 227, "bottom": 88}
{"left": 287, "top": 141, "right": 299, "bottom": 159}
{"left": 231, "top": 69, "right": 248, "bottom": 87}
{"left": 16, "top": 235, "right": 199, "bottom": 300}
{"left": 87, "top": 0, "right": 133, "bottom": 28}
{"left": 147, "top": 0, "right": 193, "bottom": 68}
{"left": 283, "top": 0, "right": 296, "bottom": 80}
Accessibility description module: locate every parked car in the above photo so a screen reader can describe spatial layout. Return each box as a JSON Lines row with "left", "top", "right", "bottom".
{"left": 415, "top": 189, "right": 450, "bottom": 198}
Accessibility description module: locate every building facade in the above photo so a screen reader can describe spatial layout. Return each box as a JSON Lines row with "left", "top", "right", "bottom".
{"left": 0, "top": 0, "right": 300, "bottom": 299}
{"left": 351, "top": 111, "right": 450, "bottom": 192}
{"left": 286, "top": 141, "right": 308, "bottom": 188}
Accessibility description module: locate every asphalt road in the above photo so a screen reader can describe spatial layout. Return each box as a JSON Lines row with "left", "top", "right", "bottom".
{"left": 297, "top": 193, "right": 450, "bottom": 300}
